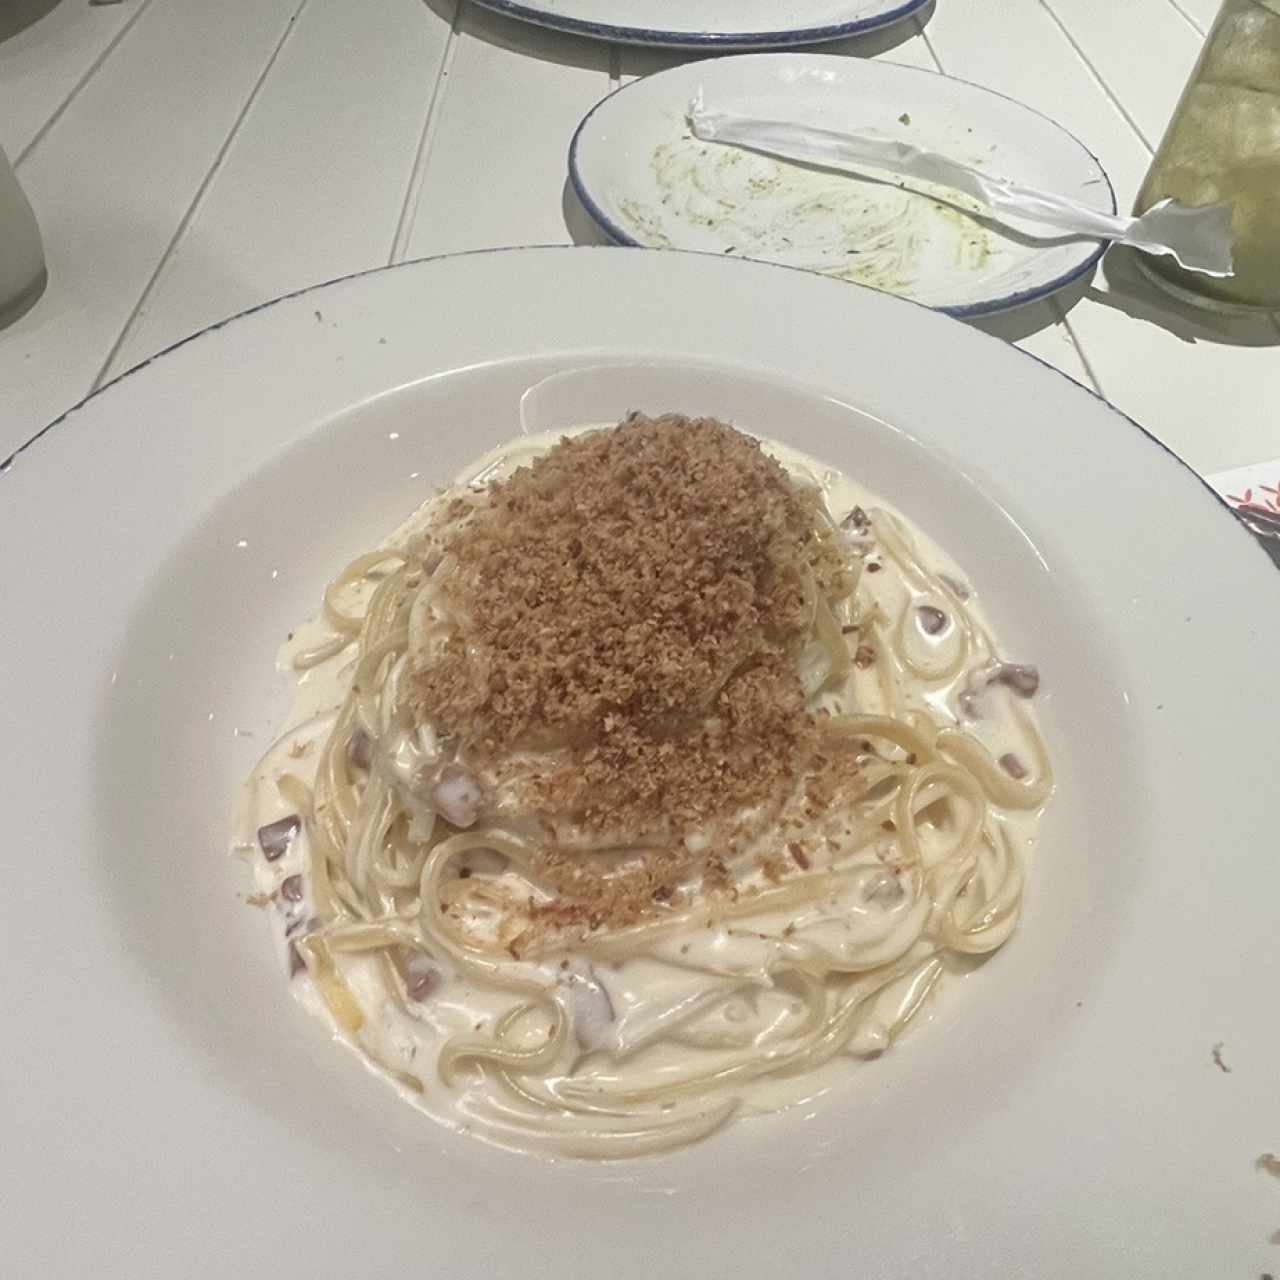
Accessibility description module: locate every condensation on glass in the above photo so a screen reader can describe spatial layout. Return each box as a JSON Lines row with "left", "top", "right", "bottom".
{"left": 1135, "top": 0, "right": 1280, "bottom": 312}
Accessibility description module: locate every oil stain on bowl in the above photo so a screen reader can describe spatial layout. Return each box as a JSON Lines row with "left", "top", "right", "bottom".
{"left": 610, "top": 123, "right": 1000, "bottom": 306}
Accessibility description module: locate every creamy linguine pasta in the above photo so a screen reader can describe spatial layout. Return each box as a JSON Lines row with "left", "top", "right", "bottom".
{"left": 236, "top": 414, "right": 1051, "bottom": 1158}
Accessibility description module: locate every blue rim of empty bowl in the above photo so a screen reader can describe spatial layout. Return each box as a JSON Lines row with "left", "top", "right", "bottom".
{"left": 468, "top": 0, "right": 931, "bottom": 48}
{"left": 567, "top": 57, "right": 1117, "bottom": 318}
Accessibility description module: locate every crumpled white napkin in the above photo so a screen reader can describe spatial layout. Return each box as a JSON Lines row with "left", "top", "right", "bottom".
{"left": 688, "top": 90, "right": 1234, "bottom": 277}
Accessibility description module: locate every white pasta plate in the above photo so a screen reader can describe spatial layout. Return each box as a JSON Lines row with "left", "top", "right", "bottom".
{"left": 467, "top": 0, "right": 929, "bottom": 49}
{"left": 2, "top": 247, "right": 1277, "bottom": 1276}
{"left": 570, "top": 54, "right": 1116, "bottom": 315}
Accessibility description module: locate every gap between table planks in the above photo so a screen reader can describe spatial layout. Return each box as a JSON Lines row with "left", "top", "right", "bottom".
{"left": 2, "top": 0, "right": 1278, "bottom": 475}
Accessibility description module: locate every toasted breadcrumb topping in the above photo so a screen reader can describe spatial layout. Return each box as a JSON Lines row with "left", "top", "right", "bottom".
{"left": 412, "top": 414, "right": 852, "bottom": 932}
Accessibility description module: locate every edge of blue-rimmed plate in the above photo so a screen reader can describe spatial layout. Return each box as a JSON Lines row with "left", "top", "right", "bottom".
{"left": 468, "top": 0, "right": 930, "bottom": 49}
{"left": 567, "top": 56, "right": 1117, "bottom": 318}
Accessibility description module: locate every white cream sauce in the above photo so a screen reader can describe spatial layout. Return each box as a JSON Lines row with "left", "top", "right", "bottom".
{"left": 234, "top": 426, "right": 1048, "bottom": 1155}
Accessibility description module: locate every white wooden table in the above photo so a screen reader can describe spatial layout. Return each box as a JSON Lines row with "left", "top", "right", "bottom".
{"left": 3, "top": 0, "right": 1278, "bottom": 478}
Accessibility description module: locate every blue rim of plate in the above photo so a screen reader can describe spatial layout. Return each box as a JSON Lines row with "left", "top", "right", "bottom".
{"left": 567, "top": 57, "right": 1118, "bottom": 318}
{"left": 4, "top": 244, "right": 1268, "bottom": 576}
{"left": 468, "top": 0, "right": 930, "bottom": 48}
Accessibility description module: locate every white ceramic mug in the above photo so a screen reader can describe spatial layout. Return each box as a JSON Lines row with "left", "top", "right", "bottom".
{"left": 0, "top": 144, "right": 46, "bottom": 326}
